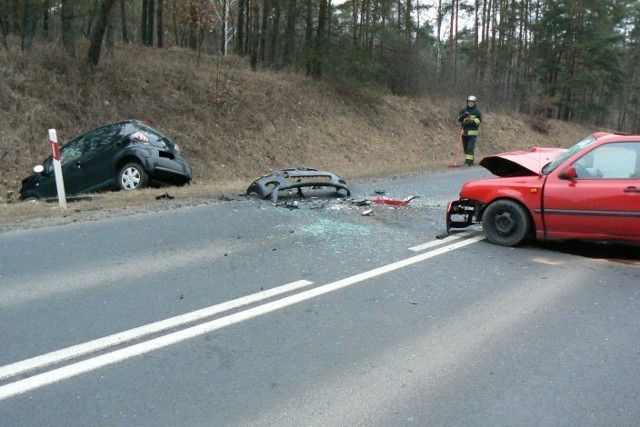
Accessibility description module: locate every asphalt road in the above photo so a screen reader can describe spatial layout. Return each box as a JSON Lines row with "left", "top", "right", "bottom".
{"left": 1, "top": 168, "right": 639, "bottom": 426}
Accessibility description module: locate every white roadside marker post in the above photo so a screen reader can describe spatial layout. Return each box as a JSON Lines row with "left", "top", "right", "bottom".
{"left": 48, "top": 129, "right": 67, "bottom": 209}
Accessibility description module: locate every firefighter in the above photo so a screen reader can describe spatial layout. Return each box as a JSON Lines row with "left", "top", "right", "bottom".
{"left": 457, "top": 95, "right": 483, "bottom": 166}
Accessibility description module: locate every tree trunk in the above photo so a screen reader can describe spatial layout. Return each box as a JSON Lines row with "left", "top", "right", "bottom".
{"left": 21, "top": 0, "right": 35, "bottom": 51}
{"left": 473, "top": 0, "right": 479, "bottom": 71}
{"left": 351, "top": 0, "right": 357, "bottom": 45}
{"left": 221, "top": 0, "right": 227, "bottom": 54}
{"left": 147, "top": 0, "right": 155, "bottom": 47}
{"left": 250, "top": 0, "right": 260, "bottom": 70}
{"left": 43, "top": 0, "right": 50, "bottom": 33}
{"left": 435, "top": 0, "right": 442, "bottom": 42}
{"left": 405, "top": 0, "right": 412, "bottom": 41}
{"left": 120, "top": 0, "right": 130, "bottom": 43}
{"left": 358, "top": 0, "right": 365, "bottom": 45}
{"left": 141, "top": 0, "right": 148, "bottom": 45}
{"left": 283, "top": 0, "right": 295, "bottom": 65}
{"left": 172, "top": 0, "right": 179, "bottom": 46}
{"left": 87, "top": 0, "right": 116, "bottom": 68}
{"left": 311, "top": 0, "right": 328, "bottom": 77}
{"left": 0, "top": 2, "right": 8, "bottom": 50}
{"left": 0, "top": 22, "right": 6, "bottom": 50}
{"left": 61, "top": 0, "right": 75, "bottom": 56}
{"left": 156, "top": 0, "right": 163, "bottom": 47}
{"left": 259, "top": 0, "right": 269, "bottom": 62}
{"left": 0, "top": 21, "right": 6, "bottom": 50}
{"left": 269, "top": 2, "right": 280, "bottom": 65}
{"left": 237, "top": 0, "right": 246, "bottom": 54}
{"left": 448, "top": 0, "right": 454, "bottom": 47}
{"left": 449, "top": 0, "right": 458, "bottom": 79}
{"left": 304, "top": 0, "right": 312, "bottom": 75}
{"left": 106, "top": 7, "right": 114, "bottom": 55}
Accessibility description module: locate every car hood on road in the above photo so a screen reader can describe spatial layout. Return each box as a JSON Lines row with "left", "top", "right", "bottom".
{"left": 479, "top": 147, "right": 565, "bottom": 177}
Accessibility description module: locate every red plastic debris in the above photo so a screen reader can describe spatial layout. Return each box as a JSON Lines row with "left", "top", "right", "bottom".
{"left": 369, "top": 195, "right": 416, "bottom": 207}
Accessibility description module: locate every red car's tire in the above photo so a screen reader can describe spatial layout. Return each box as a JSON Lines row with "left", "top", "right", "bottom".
{"left": 482, "top": 200, "right": 531, "bottom": 247}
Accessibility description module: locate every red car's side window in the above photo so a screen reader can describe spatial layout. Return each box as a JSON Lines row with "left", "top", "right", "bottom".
{"left": 572, "top": 142, "right": 640, "bottom": 179}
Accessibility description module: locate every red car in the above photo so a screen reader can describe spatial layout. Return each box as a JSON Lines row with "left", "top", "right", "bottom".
{"left": 446, "top": 132, "right": 640, "bottom": 246}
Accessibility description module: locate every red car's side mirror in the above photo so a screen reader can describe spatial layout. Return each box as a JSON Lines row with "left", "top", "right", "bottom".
{"left": 562, "top": 166, "right": 577, "bottom": 180}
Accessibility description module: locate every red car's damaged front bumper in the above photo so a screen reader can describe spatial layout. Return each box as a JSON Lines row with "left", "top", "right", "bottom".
{"left": 445, "top": 198, "right": 483, "bottom": 233}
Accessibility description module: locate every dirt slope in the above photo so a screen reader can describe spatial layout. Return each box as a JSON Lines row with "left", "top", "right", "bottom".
{"left": 0, "top": 42, "right": 597, "bottom": 227}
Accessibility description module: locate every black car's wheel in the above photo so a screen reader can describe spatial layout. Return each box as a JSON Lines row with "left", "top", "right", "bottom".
{"left": 118, "top": 163, "right": 148, "bottom": 191}
{"left": 482, "top": 200, "right": 531, "bottom": 247}
{"left": 21, "top": 195, "right": 40, "bottom": 202}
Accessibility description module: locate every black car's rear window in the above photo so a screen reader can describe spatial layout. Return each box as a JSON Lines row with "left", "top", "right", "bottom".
{"left": 118, "top": 122, "right": 178, "bottom": 152}
{"left": 135, "top": 122, "right": 175, "bottom": 147}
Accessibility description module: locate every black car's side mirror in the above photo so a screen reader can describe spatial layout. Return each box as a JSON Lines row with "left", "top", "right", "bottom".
{"left": 561, "top": 166, "right": 577, "bottom": 180}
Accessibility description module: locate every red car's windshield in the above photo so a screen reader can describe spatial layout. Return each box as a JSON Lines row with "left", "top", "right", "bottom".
{"left": 542, "top": 134, "right": 598, "bottom": 175}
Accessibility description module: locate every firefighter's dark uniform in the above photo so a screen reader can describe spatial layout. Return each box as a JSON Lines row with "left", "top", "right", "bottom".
{"left": 457, "top": 104, "right": 482, "bottom": 166}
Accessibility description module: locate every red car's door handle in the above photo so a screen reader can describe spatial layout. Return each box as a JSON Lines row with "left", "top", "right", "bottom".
{"left": 623, "top": 186, "right": 640, "bottom": 193}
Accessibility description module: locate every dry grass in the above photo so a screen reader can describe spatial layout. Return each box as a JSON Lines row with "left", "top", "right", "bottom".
{"left": 0, "top": 38, "right": 598, "bottom": 227}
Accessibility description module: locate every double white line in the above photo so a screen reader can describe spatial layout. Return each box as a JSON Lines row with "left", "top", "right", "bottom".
{"left": 0, "top": 233, "right": 483, "bottom": 400}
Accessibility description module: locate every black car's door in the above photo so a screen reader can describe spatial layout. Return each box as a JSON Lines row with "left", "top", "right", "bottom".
{"left": 73, "top": 123, "right": 124, "bottom": 192}
{"left": 53, "top": 134, "right": 93, "bottom": 195}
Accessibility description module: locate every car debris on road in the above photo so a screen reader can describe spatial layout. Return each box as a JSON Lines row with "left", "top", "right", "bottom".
{"left": 246, "top": 167, "right": 351, "bottom": 203}
{"left": 369, "top": 195, "right": 417, "bottom": 207}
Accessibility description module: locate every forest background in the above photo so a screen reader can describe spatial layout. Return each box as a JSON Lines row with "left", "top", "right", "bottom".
{"left": 0, "top": 0, "right": 638, "bottom": 216}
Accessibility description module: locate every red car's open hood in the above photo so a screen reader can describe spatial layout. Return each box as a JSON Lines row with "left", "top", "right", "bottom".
{"left": 479, "top": 147, "right": 566, "bottom": 177}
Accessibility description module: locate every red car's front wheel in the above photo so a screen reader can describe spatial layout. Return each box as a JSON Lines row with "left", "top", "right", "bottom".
{"left": 482, "top": 200, "right": 531, "bottom": 247}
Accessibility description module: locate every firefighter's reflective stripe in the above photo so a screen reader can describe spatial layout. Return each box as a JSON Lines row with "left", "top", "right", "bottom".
{"left": 467, "top": 130, "right": 479, "bottom": 136}
{"left": 465, "top": 154, "right": 474, "bottom": 161}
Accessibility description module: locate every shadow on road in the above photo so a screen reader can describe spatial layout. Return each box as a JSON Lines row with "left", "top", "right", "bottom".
{"left": 535, "top": 241, "right": 640, "bottom": 265}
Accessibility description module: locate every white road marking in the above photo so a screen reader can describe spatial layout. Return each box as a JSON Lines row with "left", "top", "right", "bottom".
{"left": 408, "top": 231, "right": 479, "bottom": 252}
{"left": 0, "top": 235, "right": 484, "bottom": 401}
{"left": 0, "top": 280, "right": 314, "bottom": 382}
{"left": 409, "top": 232, "right": 465, "bottom": 251}
{"left": 409, "top": 235, "right": 461, "bottom": 251}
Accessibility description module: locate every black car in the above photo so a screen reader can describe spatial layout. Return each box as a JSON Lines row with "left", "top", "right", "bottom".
{"left": 20, "top": 120, "right": 192, "bottom": 201}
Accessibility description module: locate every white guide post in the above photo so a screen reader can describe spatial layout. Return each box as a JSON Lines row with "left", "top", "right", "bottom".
{"left": 48, "top": 129, "right": 67, "bottom": 209}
